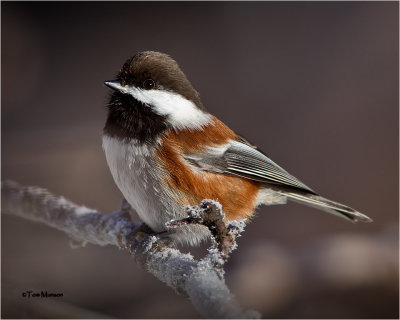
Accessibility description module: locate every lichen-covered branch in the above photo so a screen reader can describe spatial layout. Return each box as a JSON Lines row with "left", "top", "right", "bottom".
{"left": 1, "top": 181, "right": 260, "bottom": 319}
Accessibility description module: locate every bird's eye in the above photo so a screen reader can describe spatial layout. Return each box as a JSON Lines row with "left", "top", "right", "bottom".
{"left": 143, "top": 79, "right": 155, "bottom": 89}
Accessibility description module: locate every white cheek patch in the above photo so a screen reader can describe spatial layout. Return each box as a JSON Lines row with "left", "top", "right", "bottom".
{"left": 118, "top": 84, "right": 212, "bottom": 130}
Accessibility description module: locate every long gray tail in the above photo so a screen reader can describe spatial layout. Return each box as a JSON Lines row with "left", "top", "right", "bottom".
{"left": 279, "top": 190, "right": 372, "bottom": 223}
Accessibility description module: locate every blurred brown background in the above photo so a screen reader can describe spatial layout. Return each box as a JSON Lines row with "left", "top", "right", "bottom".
{"left": 2, "top": 2, "right": 398, "bottom": 318}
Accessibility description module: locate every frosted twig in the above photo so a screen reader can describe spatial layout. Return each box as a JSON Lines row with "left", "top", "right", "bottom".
{"left": 167, "top": 199, "right": 247, "bottom": 274}
{"left": 1, "top": 181, "right": 260, "bottom": 319}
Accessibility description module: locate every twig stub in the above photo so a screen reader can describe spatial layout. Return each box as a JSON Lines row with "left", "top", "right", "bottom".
{"left": 167, "top": 199, "right": 247, "bottom": 267}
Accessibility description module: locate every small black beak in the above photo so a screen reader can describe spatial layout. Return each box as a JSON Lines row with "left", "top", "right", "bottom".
{"left": 104, "top": 80, "right": 122, "bottom": 91}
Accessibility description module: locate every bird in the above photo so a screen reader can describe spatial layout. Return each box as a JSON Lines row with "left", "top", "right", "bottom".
{"left": 102, "top": 51, "right": 372, "bottom": 246}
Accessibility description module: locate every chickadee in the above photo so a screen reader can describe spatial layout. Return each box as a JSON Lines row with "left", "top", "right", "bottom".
{"left": 102, "top": 51, "right": 372, "bottom": 245}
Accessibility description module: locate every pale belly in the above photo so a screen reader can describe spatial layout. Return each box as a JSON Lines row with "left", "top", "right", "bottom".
{"left": 102, "top": 135, "right": 210, "bottom": 245}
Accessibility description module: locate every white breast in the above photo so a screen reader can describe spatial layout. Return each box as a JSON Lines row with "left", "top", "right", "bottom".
{"left": 102, "top": 135, "right": 211, "bottom": 245}
{"left": 102, "top": 135, "right": 167, "bottom": 231}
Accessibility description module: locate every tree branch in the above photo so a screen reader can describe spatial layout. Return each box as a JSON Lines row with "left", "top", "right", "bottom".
{"left": 1, "top": 181, "right": 260, "bottom": 319}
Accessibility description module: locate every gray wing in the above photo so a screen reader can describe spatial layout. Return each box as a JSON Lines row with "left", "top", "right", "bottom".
{"left": 184, "top": 138, "right": 373, "bottom": 223}
{"left": 185, "top": 139, "right": 315, "bottom": 193}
